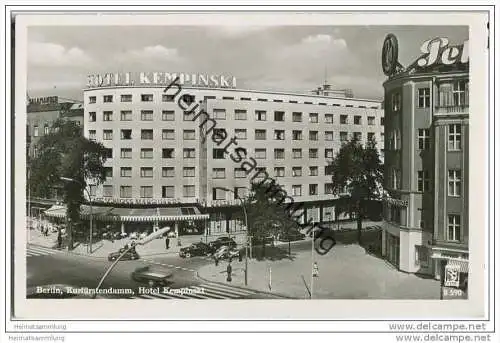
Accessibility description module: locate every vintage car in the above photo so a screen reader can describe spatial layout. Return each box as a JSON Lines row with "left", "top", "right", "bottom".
{"left": 213, "top": 246, "right": 241, "bottom": 261}
{"left": 131, "top": 266, "right": 173, "bottom": 287}
{"left": 208, "top": 236, "right": 237, "bottom": 251}
{"left": 107, "top": 247, "right": 140, "bottom": 261}
{"left": 179, "top": 242, "right": 212, "bottom": 258}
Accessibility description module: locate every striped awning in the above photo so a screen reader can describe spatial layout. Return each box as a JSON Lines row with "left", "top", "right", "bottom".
{"left": 446, "top": 259, "right": 469, "bottom": 273}
{"left": 43, "top": 205, "right": 209, "bottom": 223}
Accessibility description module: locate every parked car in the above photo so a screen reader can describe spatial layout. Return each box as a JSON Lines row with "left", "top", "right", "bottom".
{"left": 108, "top": 247, "right": 140, "bottom": 261}
{"left": 213, "top": 246, "right": 241, "bottom": 261}
{"left": 279, "top": 231, "right": 306, "bottom": 242}
{"left": 179, "top": 242, "right": 212, "bottom": 258}
{"left": 131, "top": 266, "right": 173, "bottom": 287}
{"left": 208, "top": 236, "right": 237, "bottom": 251}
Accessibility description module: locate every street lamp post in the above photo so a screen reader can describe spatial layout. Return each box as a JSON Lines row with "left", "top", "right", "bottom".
{"left": 217, "top": 187, "right": 249, "bottom": 286}
{"left": 60, "top": 177, "right": 93, "bottom": 253}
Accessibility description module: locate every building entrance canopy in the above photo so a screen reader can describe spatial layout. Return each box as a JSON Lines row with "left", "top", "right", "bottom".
{"left": 43, "top": 205, "right": 209, "bottom": 223}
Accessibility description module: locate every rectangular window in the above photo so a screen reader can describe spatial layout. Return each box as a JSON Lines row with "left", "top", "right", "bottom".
{"left": 325, "top": 131, "right": 334, "bottom": 141}
{"left": 368, "top": 116, "right": 375, "bottom": 125}
{"left": 120, "top": 110, "right": 132, "bottom": 121}
{"left": 103, "top": 95, "right": 113, "bottom": 103}
{"left": 235, "top": 109, "right": 247, "bottom": 120}
{"left": 274, "top": 130, "right": 285, "bottom": 140}
{"left": 162, "top": 129, "right": 175, "bottom": 140}
{"left": 292, "top": 112, "right": 302, "bottom": 122}
{"left": 213, "top": 128, "right": 226, "bottom": 140}
{"left": 104, "top": 148, "right": 113, "bottom": 159}
{"left": 141, "top": 148, "right": 153, "bottom": 159}
{"left": 448, "top": 170, "right": 462, "bottom": 197}
{"left": 292, "top": 185, "right": 302, "bottom": 197}
{"left": 141, "top": 94, "right": 153, "bottom": 102}
{"left": 308, "top": 113, "right": 318, "bottom": 123}
{"left": 222, "top": 96, "right": 234, "bottom": 100}
{"left": 453, "top": 80, "right": 467, "bottom": 106}
{"left": 309, "top": 184, "right": 318, "bottom": 195}
{"left": 42, "top": 125, "right": 49, "bottom": 135}
{"left": 103, "top": 129, "right": 113, "bottom": 140}
{"left": 353, "top": 132, "right": 362, "bottom": 141}
{"left": 418, "top": 88, "right": 431, "bottom": 108}
{"left": 255, "top": 110, "right": 266, "bottom": 121}
{"left": 391, "top": 92, "right": 401, "bottom": 112}
{"left": 162, "top": 148, "right": 174, "bottom": 159}
{"left": 309, "top": 131, "right": 319, "bottom": 141}
{"left": 140, "top": 167, "right": 153, "bottom": 178}
{"left": 255, "top": 129, "right": 266, "bottom": 140}
{"left": 162, "top": 110, "right": 175, "bottom": 121}
{"left": 104, "top": 167, "right": 113, "bottom": 178}
{"left": 141, "top": 110, "right": 153, "bottom": 121}
{"left": 235, "top": 129, "right": 247, "bottom": 140}
{"left": 121, "top": 129, "right": 132, "bottom": 140}
{"left": 447, "top": 215, "right": 461, "bottom": 242}
{"left": 140, "top": 186, "right": 153, "bottom": 198}
{"left": 162, "top": 94, "right": 175, "bottom": 102}
{"left": 234, "top": 168, "right": 246, "bottom": 178}
{"left": 183, "top": 148, "right": 196, "bottom": 159}
{"left": 381, "top": 117, "right": 385, "bottom": 125}
{"left": 325, "top": 165, "right": 334, "bottom": 176}
{"left": 89, "top": 96, "right": 96, "bottom": 104}
{"left": 33, "top": 126, "right": 39, "bottom": 137}
{"left": 417, "top": 170, "right": 431, "bottom": 192}
{"left": 89, "top": 112, "right": 96, "bottom": 122}
{"left": 120, "top": 186, "right": 132, "bottom": 198}
{"left": 103, "top": 111, "right": 113, "bottom": 121}
{"left": 274, "top": 149, "right": 285, "bottom": 159}
{"left": 418, "top": 129, "right": 430, "bottom": 150}
{"left": 183, "top": 129, "right": 196, "bottom": 140}
{"left": 325, "top": 113, "right": 333, "bottom": 123}
{"left": 340, "top": 131, "right": 348, "bottom": 143}
{"left": 292, "top": 149, "right": 302, "bottom": 159}
{"left": 309, "top": 148, "right": 318, "bottom": 159}
{"left": 292, "top": 130, "right": 303, "bottom": 140}
{"left": 213, "top": 149, "right": 225, "bottom": 159}
{"left": 212, "top": 187, "right": 226, "bottom": 201}
{"left": 162, "top": 167, "right": 175, "bottom": 177}
{"left": 162, "top": 186, "right": 175, "bottom": 198}
{"left": 183, "top": 167, "right": 196, "bottom": 178}
{"left": 354, "top": 116, "right": 362, "bottom": 125}
{"left": 324, "top": 183, "right": 334, "bottom": 194}
{"left": 213, "top": 109, "right": 226, "bottom": 120}
{"left": 340, "top": 115, "right": 348, "bottom": 124}
{"left": 88, "top": 130, "right": 96, "bottom": 141}
{"left": 274, "top": 111, "right": 285, "bottom": 121}
{"left": 292, "top": 167, "right": 302, "bottom": 177}
{"left": 120, "top": 148, "right": 132, "bottom": 159}
{"left": 274, "top": 167, "right": 285, "bottom": 177}
{"left": 325, "top": 149, "right": 333, "bottom": 159}
{"left": 121, "top": 94, "right": 132, "bottom": 102}
{"left": 366, "top": 132, "right": 375, "bottom": 142}
{"left": 183, "top": 185, "right": 195, "bottom": 198}
{"left": 103, "top": 185, "right": 113, "bottom": 198}
{"left": 213, "top": 168, "right": 226, "bottom": 179}
{"left": 309, "top": 166, "right": 318, "bottom": 176}
{"left": 120, "top": 167, "right": 132, "bottom": 178}
{"left": 141, "top": 129, "right": 153, "bottom": 140}
{"left": 448, "top": 124, "right": 462, "bottom": 150}
{"left": 255, "top": 148, "right": 266, "bottom": 159}
{"left": 392, "top": 168, "right": 401, "bottom": 189}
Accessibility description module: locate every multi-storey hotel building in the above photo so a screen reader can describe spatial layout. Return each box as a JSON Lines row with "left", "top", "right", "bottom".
{"left": 380, "top": 35, "right": 469, "bottom": 284}
{"left": 71, "top": 73, "right": 384, "bottom": 237}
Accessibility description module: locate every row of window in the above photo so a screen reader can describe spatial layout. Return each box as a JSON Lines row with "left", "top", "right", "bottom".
{"left": 87, "top": 109, "right": 384, "bottom": 125}
{"left": 88, "top": 94, "right": 380, "bottom": 109}
{"left": 101, "top": 165, "right": 335, "bottom": 179}
{"left": 385, "top": 124, "right": 462, "bottom": 152}
{"left": 391, "top": 168, "right": 462, "bottom": 197}
{"left": 88, "top": 128, "right": 381, "bottom": 142}
{"left": 94, "top": 183, "right": 336, "bottom": 199}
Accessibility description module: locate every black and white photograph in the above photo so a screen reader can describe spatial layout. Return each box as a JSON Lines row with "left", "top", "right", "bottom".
{"left": 7, "top": 8, "right": 493, "bottom": 332}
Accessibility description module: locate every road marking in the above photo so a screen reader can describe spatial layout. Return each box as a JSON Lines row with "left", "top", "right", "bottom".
{"left": 27, "top": 246, "right": 59, "bottom": 257}
{"left": 199, "top": 283, "right": 256, "bottom": 297}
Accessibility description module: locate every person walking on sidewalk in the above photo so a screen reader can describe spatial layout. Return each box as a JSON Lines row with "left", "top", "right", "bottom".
{"left": 165, "top": 236, "right": 170, "bottom": 250}
{"left": 226, "top": 263, "right": 232, "bottom": 283}
{"left": 57, "top": 231, "right": 62, "bottom": 249}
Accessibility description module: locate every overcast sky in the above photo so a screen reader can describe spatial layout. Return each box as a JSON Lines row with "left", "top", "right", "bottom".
{"left": 26, "top": 25, "right": 468, "bottom": 101}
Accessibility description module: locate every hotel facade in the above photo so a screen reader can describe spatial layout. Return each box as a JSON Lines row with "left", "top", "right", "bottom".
{"left": 43, "top": 73, "right": 385, "bottom": 237}
{"left": 380, "top": 35, "right": 469, "bottom": 283}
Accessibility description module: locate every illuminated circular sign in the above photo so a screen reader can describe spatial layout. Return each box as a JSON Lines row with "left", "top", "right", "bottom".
{"left": 381, "top": 34, "right": 399, "bottom": 76}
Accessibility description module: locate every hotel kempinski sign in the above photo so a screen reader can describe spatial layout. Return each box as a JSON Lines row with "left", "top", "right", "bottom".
{"left": 86, "top": 72, "right": 237, "bottom": 89}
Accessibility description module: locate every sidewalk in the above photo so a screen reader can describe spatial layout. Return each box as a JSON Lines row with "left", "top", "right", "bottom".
{"left": 198, "top": 244, "right": 440, "bottom": 299}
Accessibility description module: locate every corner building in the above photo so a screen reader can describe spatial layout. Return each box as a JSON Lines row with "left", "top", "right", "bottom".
{"left": 381, "top": 39, "right": 469, "bottom": 281}
{"left": 83, "top": 81, "right": 384, "bottom": 236}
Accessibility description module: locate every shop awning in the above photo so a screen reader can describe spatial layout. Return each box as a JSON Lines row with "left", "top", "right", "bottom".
{"left": 43, "top": 205, "right": 209, "bottom": 223}
{"left": 446, "top": 259, "right": 469, "bottom": 273}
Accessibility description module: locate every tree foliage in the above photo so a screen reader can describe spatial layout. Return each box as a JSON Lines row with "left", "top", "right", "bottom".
{"left": 329, "top": 136, "right": 383, "bottom": 244}
{"left": 28, "top": 119, "right": 108, "bottom": 249}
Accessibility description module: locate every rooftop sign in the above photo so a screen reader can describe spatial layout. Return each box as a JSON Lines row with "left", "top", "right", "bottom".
{"left": 28, "top": 96, "right": 58, "bottom": 105}
{"left": 87, "top": 72, "right": 237, "bottom": 89}
{"left": 417, "top": 37, "right": 469, "bottom": 68}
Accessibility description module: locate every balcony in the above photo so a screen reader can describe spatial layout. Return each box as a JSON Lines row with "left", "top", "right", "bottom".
{"left": 435, "top": 105, "right": 469, "bottom": 115}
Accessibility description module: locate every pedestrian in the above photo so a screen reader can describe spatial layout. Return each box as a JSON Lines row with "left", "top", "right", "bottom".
{"left": 312, "top": 262, "right": 319, "bottom": 277}
{"left": 214, "top": 256, "right": 219, "bottom": 266}
{"left": 226, "top": 263, "right": 232, "bottom": 282}
{"left": 165, "top": 236, "right": 170, "bottom": 250}
{"left": 57, "top": 232, "right": 62, "bottom": 249}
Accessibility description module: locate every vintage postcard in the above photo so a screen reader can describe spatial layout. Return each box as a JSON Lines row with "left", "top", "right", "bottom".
{"left": 9, "top": 9, "right": 491, "bottom": 325}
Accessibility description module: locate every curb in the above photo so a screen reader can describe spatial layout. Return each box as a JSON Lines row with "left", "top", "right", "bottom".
{"left": 195, "top": 269, "right": 294, "bottom": 299}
